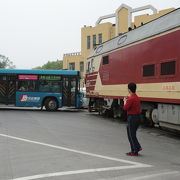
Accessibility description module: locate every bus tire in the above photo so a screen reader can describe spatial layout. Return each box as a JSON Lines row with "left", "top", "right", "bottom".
{"left": 44, "top": 98, "right": 58, "bottom": 111}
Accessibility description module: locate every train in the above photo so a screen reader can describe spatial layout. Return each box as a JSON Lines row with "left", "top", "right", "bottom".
{"left": 85, "top": 8, "right": 180, "bottom": 131}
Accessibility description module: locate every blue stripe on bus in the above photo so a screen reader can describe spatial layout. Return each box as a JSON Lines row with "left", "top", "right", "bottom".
{"left": 0, "top": 69, "right": 79, "bottom": 76}
{"left": 76, "top": 93, "right": 83, "bottom": 108}
{"left": 16, "top": 92, "right": 62, "bottom": 108}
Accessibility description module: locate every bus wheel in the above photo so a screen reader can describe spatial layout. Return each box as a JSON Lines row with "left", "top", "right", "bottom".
{"left": 44, "top": 98, "right": 58, "bottom": 111}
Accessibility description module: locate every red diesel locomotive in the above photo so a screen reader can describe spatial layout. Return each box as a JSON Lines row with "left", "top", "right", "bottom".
{"left": 86, "top": 8, "right": 180, "bottom": 131}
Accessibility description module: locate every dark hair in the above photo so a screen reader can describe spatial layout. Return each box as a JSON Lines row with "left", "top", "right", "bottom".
{"left": 128, "top": 82, "right": 136, "bottom": 93}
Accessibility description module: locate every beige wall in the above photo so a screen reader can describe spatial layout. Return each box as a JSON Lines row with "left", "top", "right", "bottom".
{"left": 134, "top": 8, "right": 175, "bottom": 27}
{"left": 63, "top": 53, "right": 84, "bottom": 71}
{"left": 117, "top": 7, "right": 129, "bottom": 34}
{"left": 81, "top": 23, "right": 115, "bottom": 58}
{"left": 63, "top": 53, "right": 85, "bottom": 87}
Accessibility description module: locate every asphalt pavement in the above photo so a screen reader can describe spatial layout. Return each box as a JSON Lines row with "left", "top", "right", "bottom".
{"left": 0, "top": 108, "right": 180, "bottom": 180}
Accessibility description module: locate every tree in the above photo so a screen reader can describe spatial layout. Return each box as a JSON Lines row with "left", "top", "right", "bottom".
{"left": 0, "top": 54, "right": 16, "bottom": 69}
{"left": 34, "top": 60, "right": 63, "bottom": 70}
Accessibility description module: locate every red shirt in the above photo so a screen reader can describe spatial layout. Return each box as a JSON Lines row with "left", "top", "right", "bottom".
{"left": 123, "top": 94, "right": 140, "bottom": 115}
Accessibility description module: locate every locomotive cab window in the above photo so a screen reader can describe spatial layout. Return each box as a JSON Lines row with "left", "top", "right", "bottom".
{"left": 91, "top": 59, "right": 95, "bottom": 72}
{"left": 161, "top": 61, "right": 176, "bottom": 75}
{"left": 143, "top": 64, "right": 155, "bottom": 77}
{"left": 102, "top": 56, "right": 109, "bottom": 65}
{"left": 86, "top": 61, "right": 91, "bottom": 73}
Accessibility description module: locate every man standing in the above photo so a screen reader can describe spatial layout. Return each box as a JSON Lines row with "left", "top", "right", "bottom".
{"left": 123, "top": 82, "right": 142, "bottom": 156}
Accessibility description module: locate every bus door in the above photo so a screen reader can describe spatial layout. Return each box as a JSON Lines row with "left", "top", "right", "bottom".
{"left": 62, "top": 77, "right": 77, "bottom": 107}
{"left": 0, "top": 75, "right": 16, "bottom": 105}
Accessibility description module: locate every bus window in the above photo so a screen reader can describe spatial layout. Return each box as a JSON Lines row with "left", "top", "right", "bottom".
{"left": 39, "top": 80, "right": 61, "bottom": 93}
{"left": 51, "top": 81, "right": 61, "bottom": 92}
{"left": 18, "top": 80, "right": 37, "bottom": 92}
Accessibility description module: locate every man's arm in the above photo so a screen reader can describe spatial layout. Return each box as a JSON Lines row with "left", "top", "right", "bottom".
{"left": 123, "top": 98, "right": 133, "bottom": 111}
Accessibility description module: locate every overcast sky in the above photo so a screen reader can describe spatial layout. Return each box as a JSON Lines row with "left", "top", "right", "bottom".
{"left": 0, "top": 0, "right": 179, "bottom": 69}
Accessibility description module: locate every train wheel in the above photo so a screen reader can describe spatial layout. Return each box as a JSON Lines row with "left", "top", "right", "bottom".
{"left": 146, "top": 109, "right": 155, "bottom": 127}
{"left": 88, "top": 106, "right": 92, "bottom": 112}
{"left": 98, "top": 107, "right": 103, "bottom": 115}
{"left": 147, "top": 119, "right": 154, "bottom": 127}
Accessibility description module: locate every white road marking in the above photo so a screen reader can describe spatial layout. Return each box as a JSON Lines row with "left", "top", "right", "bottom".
{"left": 8, "top": 165, "right": 149, "bottom": 180}
{"left": 0, "top": 133, "right": 152, "bottom": 180}
{"left": 125, "top": 170, "right": 180, "bottom": 180}
{"left": 0, "top": 133, "right": 152, "bottom": 167}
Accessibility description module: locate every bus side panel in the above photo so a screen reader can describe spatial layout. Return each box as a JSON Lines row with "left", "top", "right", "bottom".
{"left": 76, "top": 93, "right": 82, "bottom": 108}
{"left": 16, "top": 92, "right": 62, "bottom": 108}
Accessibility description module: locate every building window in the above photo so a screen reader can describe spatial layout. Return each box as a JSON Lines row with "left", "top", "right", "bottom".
{"left": 87, "top": 36, "right": 91, "bottom": 49}
{"left": 143, "top": 64, "right": 155, "bottom": 77}
{"left": 93, "top": 35, "right": 96, "bottom": 48}
{"left": 80, "top": 61, "right": 84, "bottom": 72}
{"left": 98, "top": 33, "right": 102, "bottom": 44}
{"left": 161, "top": 61, "right": 176, "bottom": 75}
{"left": 102, "top": 56, "right": 109, "bottom": 65}
{"left": 69, "top": 63, "right": 75, "bottom": 70}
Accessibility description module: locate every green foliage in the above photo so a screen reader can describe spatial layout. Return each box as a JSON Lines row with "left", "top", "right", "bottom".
{"left": 34, "top": 60, "right": 63, "bottom": 70}
{"left": 0, "top": 54, "right": 16, "bottom": 69}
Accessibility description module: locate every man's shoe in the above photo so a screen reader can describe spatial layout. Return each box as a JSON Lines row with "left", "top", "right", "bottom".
{"left": 126, "top": 152, "right": 138, "bottom": 156}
